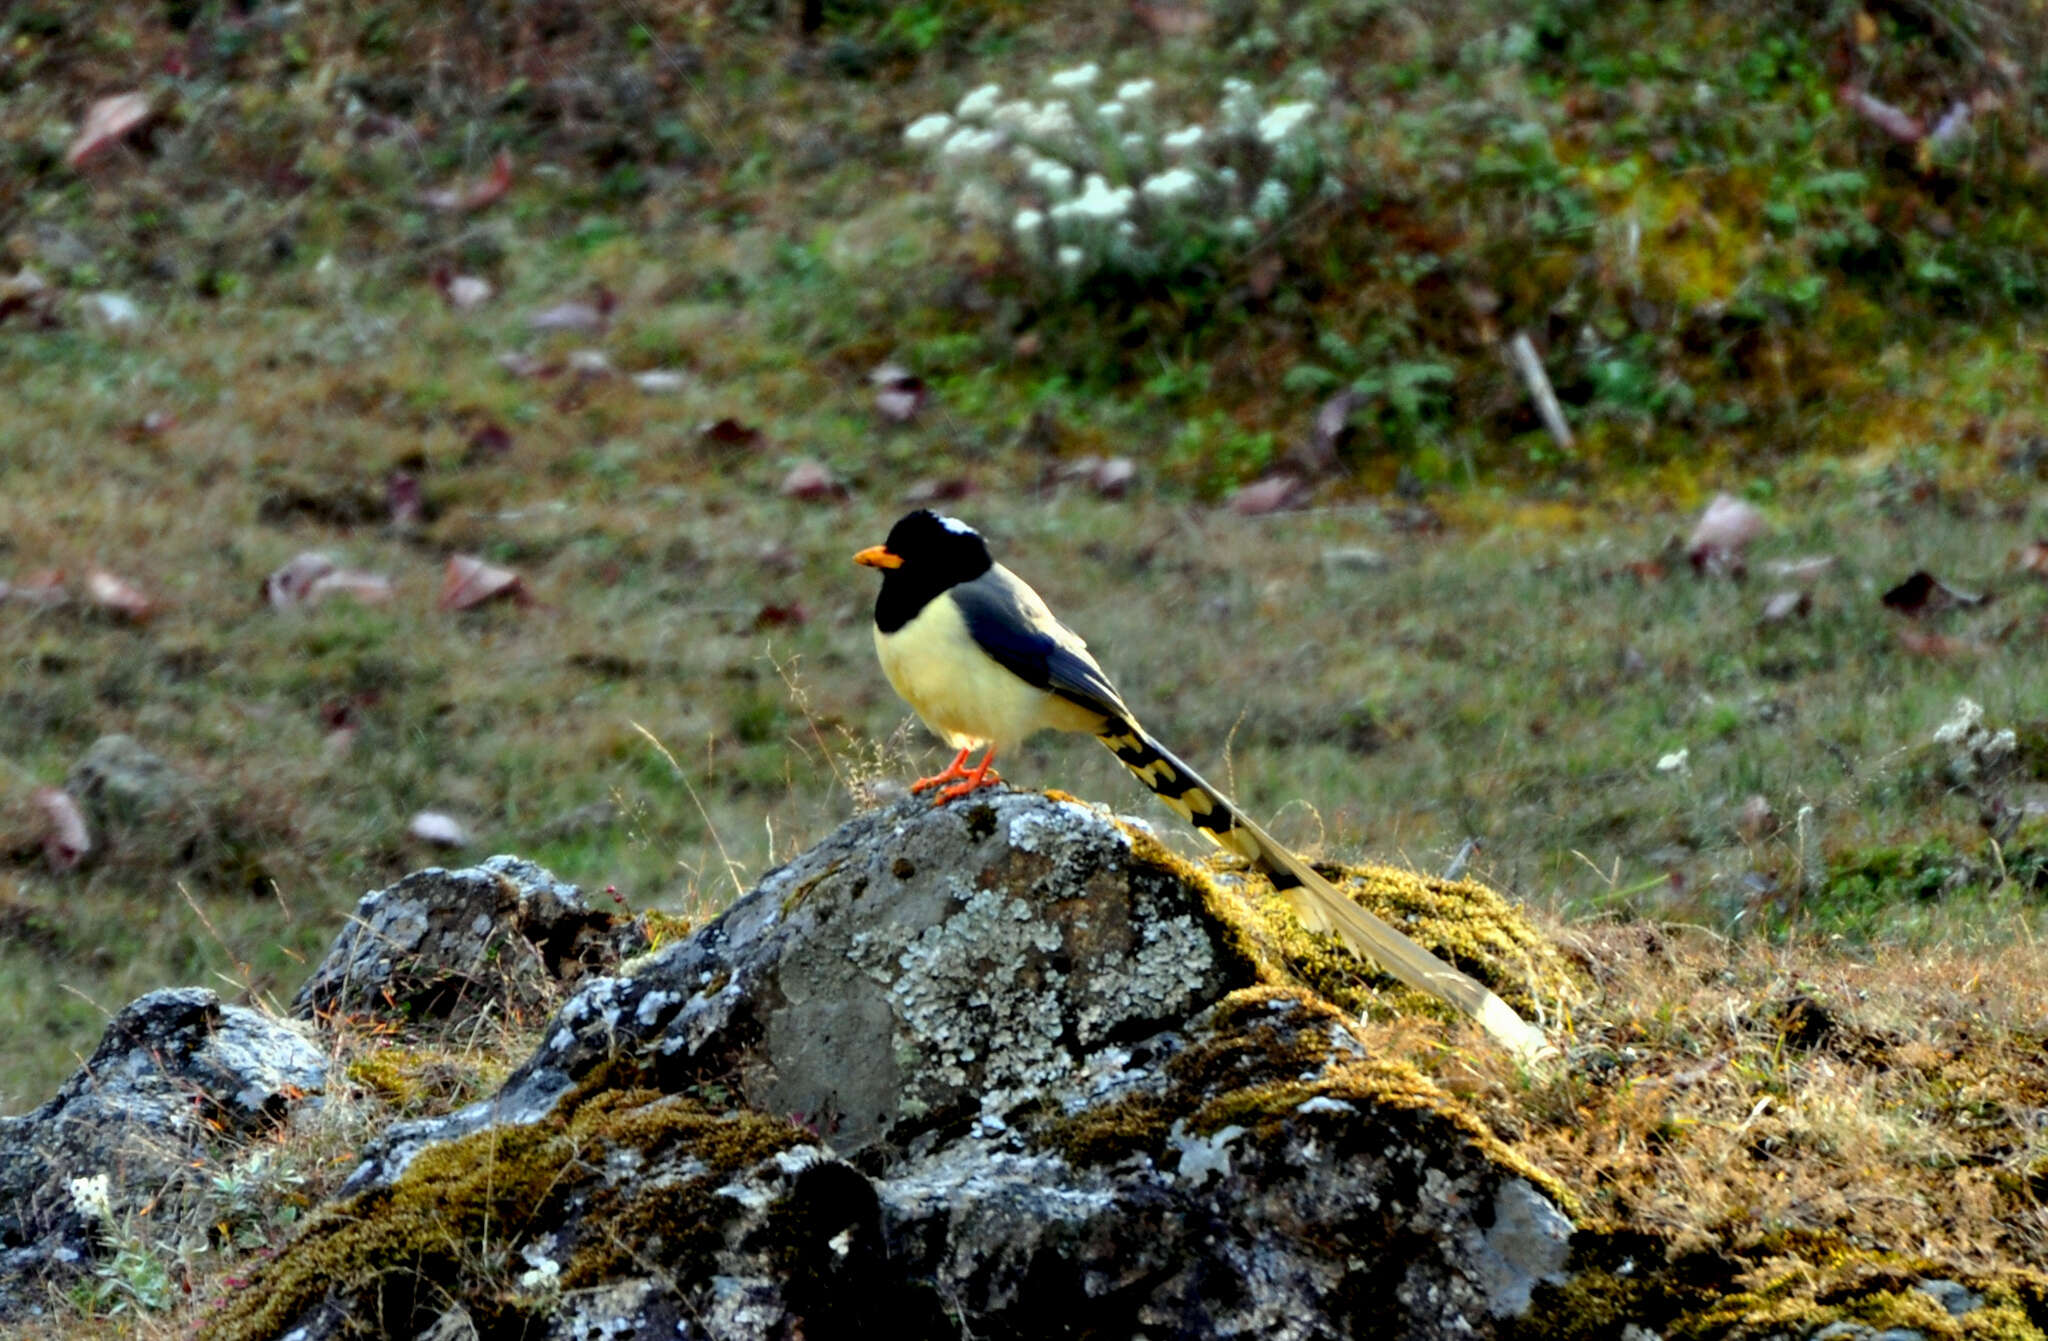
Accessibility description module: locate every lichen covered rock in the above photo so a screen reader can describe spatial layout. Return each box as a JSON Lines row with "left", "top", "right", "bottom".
{"left": 209, "top": 792, "right": 1575, "bottom": 1341}
{"left": 291, "top": 855, "right": 646, "bottom": 1025}
{"left": 0, "top": 988, "right": 325, "bottom": 1318}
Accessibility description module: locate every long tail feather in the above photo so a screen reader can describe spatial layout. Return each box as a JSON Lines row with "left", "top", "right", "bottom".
{"left": 1096, "top": 722, "right": 1554, "bottom": 1065}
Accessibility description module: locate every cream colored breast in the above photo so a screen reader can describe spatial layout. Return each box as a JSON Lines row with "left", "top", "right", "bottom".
{"left": 874, "top": 593, "right": 1062, "bottom": 749}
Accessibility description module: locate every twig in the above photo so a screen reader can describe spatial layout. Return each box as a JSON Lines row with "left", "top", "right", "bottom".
{"left": 1507, "top": 332, "right": 1575, "bottom": 452}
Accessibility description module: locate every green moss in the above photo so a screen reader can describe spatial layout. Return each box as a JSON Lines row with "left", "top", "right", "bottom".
{"left": 201, "top": 1082, "right": 809, "bottom": 1341}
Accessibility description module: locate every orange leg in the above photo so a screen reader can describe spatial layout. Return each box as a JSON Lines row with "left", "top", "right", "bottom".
{"left": 910, "top": 747, "right": 974, "bottom": 795}
{"left": 933, "top": 746, "right": 1001, "bottom": 805}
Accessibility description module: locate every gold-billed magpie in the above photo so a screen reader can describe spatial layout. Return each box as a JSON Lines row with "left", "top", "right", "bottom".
{"left": 855, "top": 509, "right": 1551, "bottom": 1062}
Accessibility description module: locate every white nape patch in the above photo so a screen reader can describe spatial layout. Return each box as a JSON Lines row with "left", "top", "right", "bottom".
{"left": 937, "top": 514, "right": 979, "bottom": 536}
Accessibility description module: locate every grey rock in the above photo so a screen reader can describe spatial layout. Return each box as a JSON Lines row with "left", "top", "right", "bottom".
{"left": 291, "top": 855, "right": 643, "bottom": 1024}
{"left": 240, "top": 794, "right": 1569, "bottom": 1341}
{"left": 0, "top": 988, "right": 324, "bottom": 1318}
{"left": 1811, "top": 1324, "right": 1872, "bottom": 1341}
{"left": 1870, "top": 1332, "right": 1927, "bottom": 1341}
{"left": 1917, "top": 1279, "right": 1982, "bottom": 1315}
{"left": 63, "top": 733, "right": 210, "bottom": 865}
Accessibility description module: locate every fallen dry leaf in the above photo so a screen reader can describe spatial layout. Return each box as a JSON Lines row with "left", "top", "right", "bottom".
{"left": 2009, "top": 540, "right": 2048, "bottom": 578}
{"left": 67, "top": 92, "right": 153, "bottom": 169}
{"left": 86, "top": 569, "right": 153, "bottom": 621}
{"left": 755, "top": 602, "right": 808, "bottom": 629}
{"left": 307, "top": 570, "right": 394, "bottom": 605}
{"left": 496, "top": 352, "right": 563, "bottom": 379}
{"left": 1687, "top": 493, "right": 1766, "bottom": 577}
{"left": 1881, "top": 569, "right": 1987, "bottom": 616}
{"left": 34, "top": 788, "right": 91, "bottom": 872}
{"left": 1759, "top": 589, "right": 1811, "bottom": 623}
{"left": 464, "top": 421, "right": 514, "bottom": 463}
{"left": 434, "top": 268, "right": 494, "bottom": 311}
{"left": 1736, "top": 794, "right": 1776, "bottom": 844}
{"left": 387, "top": 471, "right": 423, "bottom": 526}
{"left": 2, "top": 569, "right": 68, "bottom": 608}
{"left": 264, "top": 552, "right": 337, "bottom": 608}
{"left": 903, "top": 476, "right": 974, "bottom": 505}
{"left": 420, "top": 149, "right": 513, "bottom": 213}
{"left": 1839, "top": 85, "right": 1924, "bottom": 142}
{"left": 1762, "top": 555, "right": 1835, "bottom": 583}
{"left": 1289, "top": 389, "right": 1358, "bottom": 477}
{"left": 780, "top": 460, "right": 845, "bottom": 501}
{"left": 0, "top": 268, "right": 60, "bottom": 327}
{"left": 1228, "top": 474, "right": 1308, "bottom": 516}
{"left": 439, "top": 554, "right": 528, "bottom": 611}
{"left": 870, "top": 363, "right": 928, "bottom": 423}
{"left": 1130, "top": 0, "right": 1212, "bottom": 36}
{"left": 1897, "top": 627, "right": 1980, "bottom": 658}
{"left": 528, "top": 287, "right": 616, "bottom": 333}
{"left": 408, "top": 811, "right": 470, "bottom": 847}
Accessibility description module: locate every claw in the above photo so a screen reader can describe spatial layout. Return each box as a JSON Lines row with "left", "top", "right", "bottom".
{"left": 911, "top": 747, "right": 974, "bottom": 794}
{"left": 929, "top": 747, "right": 1000, "bottom": 805}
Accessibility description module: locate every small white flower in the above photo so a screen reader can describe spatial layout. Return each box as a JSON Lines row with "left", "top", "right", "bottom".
{"left": 1117, "top": 78, "right": 1157, "bottom": 103}
{"left": 1141, "top": 167, "right": 1202, "bottom": 203}
{"left": 1295, "top": 67, "right": 1334, "bottom": 101}
{"left": 1027, "top": 158, "right": 1077, "bottom": 198}
{"left": 1067, "top": 173, "right": 1134, "bottom": 221}
{"left": 939, "top": 127, "right": 1002, "bottom": 163}
{"left": 1047, "top": 62, "right": 1100, "bottom": 92}
{"left": 903, "top": 113, "right": 954, "bottom": 148}
{"left": 1257, "top": 101, "right": 1316, "bottom": 144}
{"left": 1220, "top": 77, "right": 1261, "bottom": 132}
{"left": 991, "top": 99, "right": 1038, "bottom": 131}
{"left": 1014, "top": 208, "right": 1045, "bottom": 234}
{"left": 1161, "top": 125, "right": 1206, "bottom": 155}
{"left": 69, "top": 1173, "right": 113, "bottom": 1224}
{"left": 1115, "top": 220, "right": 1137, "bottom": 240}
{"left": 1217, "top": 165, "right": 1240, "bottom": 188}
{"left": 956, "top": 179, "right": 1003, "bottom": 220}
{"left": 956, "top": 83, "right": 1003, "bottom": 120}
{"left": 1226, "top": 215, "right": 1256, "bottom": 239}
{"left": 1252, "top": 177, "right": 1290, "bottom": 220}
{"left": 1057, "top": 244, "right": 1086, "bottom": 269}
{"left": 1120, "top": 132, "right": 1148, "bottom": 155}
{"left": 1655, "top": 749, "right": 1690, "bottom": 773}
{"left": 1022, "top": 101, "right": 1079, "bottom": 141}
{"left": 1096, "top": 100, "right": 1126, "bottom": 125}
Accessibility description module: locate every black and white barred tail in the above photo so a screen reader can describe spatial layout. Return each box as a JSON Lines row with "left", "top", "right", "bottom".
{"left": 1096, "top": 719, "right": 1555, "bottom": 1066}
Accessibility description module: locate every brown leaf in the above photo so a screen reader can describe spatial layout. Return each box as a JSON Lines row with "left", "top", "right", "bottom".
{"left": 755, "top": 602, "right": 808, "bottom": 628}
{"left": 124, "top": 410, "right": 178, "bottom": 440}
{"left": 67, "top": 92, "right": 154, "bottom": 169}
{"left": 700, "top": 418, "right": 763, "bottom": 450}
{"left": 1881, "top": 569, "right": 1987, "bottom": 616}
{"left": 1228, "top": 474, "right": 1308, "bottom": 517}
{"left": 86, "top": 569, "right": 153, "bottom": 620}
{"left": 1091, "top": 457, "right": 1136, "bottom": 499}
{"left": 421, "top": 150, "right": 514, "bottom": 213}
{"left": 34, "top": 788, "right": 91, "bottom": 872}
{"left": 1736, "top": 794, "right": 1776, "bottom": 844}
{"left": 1839, "top": 85, "right": 1924, "bottom": 142}
{"left": 1687, "top": 493, "right": 1766, "bottom": 577}
{"left": 439, "top": 555, "right": 528, "bottom": 611}
{"left": 0, "top": 268, "right": 59, "bottom": 328}
{"left": 779, "top": 460, "right": 845, "bottom": 501}
{"left": 1289, "top": 389, "right": 1358, "bottom": 477}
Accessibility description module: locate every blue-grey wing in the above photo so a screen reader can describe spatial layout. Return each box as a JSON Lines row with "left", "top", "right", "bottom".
{"left": 951, "top": 565, "right": 1131, "bottom": 723}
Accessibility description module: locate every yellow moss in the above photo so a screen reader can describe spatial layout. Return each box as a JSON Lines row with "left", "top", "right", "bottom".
{"left": 201, "top": 1082, "right": 807, "bottom": 1341}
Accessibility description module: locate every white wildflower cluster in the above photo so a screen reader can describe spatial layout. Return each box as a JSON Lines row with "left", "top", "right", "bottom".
{"left": 901, "top": 64, "right": 1336, "bottom": 282}
{"left": 69, "top": 1172, "right": 114, "bottom": 1225}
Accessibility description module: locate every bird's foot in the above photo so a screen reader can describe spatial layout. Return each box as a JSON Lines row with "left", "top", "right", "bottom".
{"left": 910, "top": 747, "right": 974, "bottom": 795}
{"left": 932, "top": 769, "right": 1002, "bottom": 805}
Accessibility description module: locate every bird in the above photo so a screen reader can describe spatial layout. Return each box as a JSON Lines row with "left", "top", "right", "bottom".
{"left": 855, "top": 509, "right": 1551, "bottom": 1063}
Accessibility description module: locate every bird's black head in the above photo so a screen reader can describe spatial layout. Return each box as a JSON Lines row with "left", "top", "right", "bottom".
{"left": 854, "top": 510, "right": 994, "bottom": 632}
